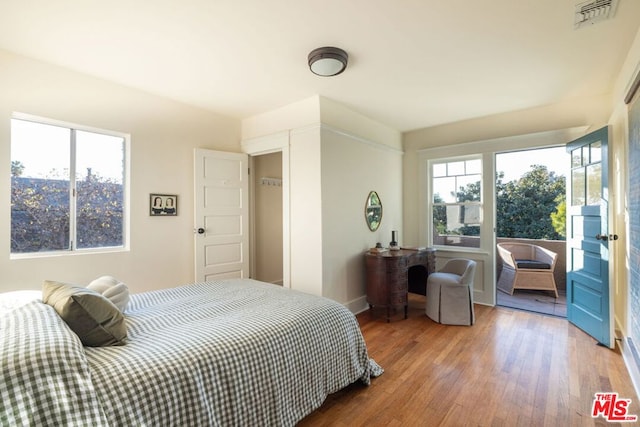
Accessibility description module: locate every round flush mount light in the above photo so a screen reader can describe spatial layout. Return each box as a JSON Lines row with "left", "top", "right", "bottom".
{"left": 308, "top": 46, "right": 348, "bottom": 77}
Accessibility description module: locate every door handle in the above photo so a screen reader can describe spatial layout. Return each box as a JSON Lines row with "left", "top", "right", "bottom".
{"left": 195, "top": 228, "right": 205, "bottom": 234}
{"left": 595, "top": 233, "right": 619, "bottom": 241}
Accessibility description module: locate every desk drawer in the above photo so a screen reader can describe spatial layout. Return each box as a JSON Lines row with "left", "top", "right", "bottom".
{"left": 388, "top": 292, "right": 407, "bottom": 305}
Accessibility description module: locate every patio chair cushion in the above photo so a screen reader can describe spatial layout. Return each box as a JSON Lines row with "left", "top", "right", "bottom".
{"left": 515, "top": 259, "right": 551, "bottom": 269}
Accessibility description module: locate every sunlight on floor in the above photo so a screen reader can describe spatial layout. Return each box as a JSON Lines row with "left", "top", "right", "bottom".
{"left": 496, "top": 289, "right": 567, "bottom": 317}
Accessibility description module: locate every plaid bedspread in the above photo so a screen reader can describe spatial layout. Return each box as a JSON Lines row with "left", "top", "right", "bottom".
{"left": 1, "top": 302, "right": 109, "bottom": 426}
{"left": 2, "top": 279, "right": 381, "bottom": 426}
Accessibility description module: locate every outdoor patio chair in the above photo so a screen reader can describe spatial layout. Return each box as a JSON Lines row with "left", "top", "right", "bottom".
{"left": 496, "top": 242, "right": 558, "bottom": 298}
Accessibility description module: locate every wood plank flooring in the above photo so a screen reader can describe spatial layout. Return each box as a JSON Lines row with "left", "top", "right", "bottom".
{"left": 299, "top": 294, "right": 639, "bottom": 427}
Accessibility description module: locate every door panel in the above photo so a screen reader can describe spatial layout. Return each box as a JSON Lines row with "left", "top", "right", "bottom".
{"left": 566, "top": 126, "right": 612, "bottom": 347}
{"left": 194, "top": 149, "right": 249, "bottom": 282}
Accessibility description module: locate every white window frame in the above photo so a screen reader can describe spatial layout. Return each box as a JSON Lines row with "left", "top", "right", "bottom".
{"left": 10, "top": 113, "right": 131, "bottom": 259}
{"left": 429, "top": 155, "right": 483, "bottom": 249}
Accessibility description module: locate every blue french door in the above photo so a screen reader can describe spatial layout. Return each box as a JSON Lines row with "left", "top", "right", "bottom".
{"left": 566, "top": 126, "right": 613, "bottom": 347}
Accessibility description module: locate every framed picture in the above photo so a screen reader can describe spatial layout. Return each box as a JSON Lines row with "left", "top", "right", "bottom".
{"left": 150, "top": 194, "right": 178, "bottom": 216}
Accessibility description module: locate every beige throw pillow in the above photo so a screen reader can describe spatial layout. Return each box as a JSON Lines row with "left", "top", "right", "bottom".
{"left": 42, "top": 280, "right": 127, "bottom": 347}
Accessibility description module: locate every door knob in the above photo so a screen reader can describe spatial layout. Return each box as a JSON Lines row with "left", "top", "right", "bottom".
{"left": 595, "top": 233, "right": 619, "bottom": 241}
{"left": 196, "top": 228, "right": 205, "bottom": 234}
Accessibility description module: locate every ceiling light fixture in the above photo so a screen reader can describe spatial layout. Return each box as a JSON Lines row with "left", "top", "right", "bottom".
{"left": 308, "top": 47, "right": 348, "bottom": 77}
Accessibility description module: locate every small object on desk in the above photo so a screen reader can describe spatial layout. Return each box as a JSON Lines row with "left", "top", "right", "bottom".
{"left": 370, "top": 242, "right": 387, "bottom": 253}
{"left": 389, "top": 230, "right": 400, "bottom": 251}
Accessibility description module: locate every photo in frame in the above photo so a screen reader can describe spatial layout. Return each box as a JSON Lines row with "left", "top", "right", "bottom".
{"left": 150, "top": 194, "right": 178, "bottom": 216}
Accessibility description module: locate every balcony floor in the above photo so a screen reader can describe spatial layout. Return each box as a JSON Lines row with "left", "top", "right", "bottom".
{"left": 496, "top": 288, "right": 567, "bottom": 318}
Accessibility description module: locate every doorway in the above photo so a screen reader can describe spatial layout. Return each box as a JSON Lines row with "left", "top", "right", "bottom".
{"left": 251, "top": 152, "right": 284, "bottom": 285}
{"left": 495, "top": 146, "right": 568, "bottom": 317}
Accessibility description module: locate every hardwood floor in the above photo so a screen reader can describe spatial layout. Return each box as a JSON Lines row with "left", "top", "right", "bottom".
{"left": 299, "top": 294, "right": 639, "bottom": 427}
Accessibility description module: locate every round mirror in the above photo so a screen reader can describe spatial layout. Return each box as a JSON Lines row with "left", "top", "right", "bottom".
{"left": 365, "top": 191, "right": 382, "bottom": 232}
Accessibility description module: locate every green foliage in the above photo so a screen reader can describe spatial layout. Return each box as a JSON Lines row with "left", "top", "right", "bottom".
{"left": 456, "top": 181, "right": 480, "bottom": 202}
{"left": 550, "top": 198, "right": 566, "bottom": 238}
{"left": 433, "top": 182, "right": 481, "bottom": 237}
{"left": 496, "top": 165, "right": 565, "bottom": 240}
{"left": 432, "top": 163, "right": 564, "bottom": 241}
{"left": 432, "top": 193, "right": 447, "bottom": 234}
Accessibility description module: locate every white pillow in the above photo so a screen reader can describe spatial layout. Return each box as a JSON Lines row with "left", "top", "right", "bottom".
{"left": 0, "top": 290, "right": 42, "bottom": 316}
{"left": 87, "top": 276, "right": 129, "bottom": 312}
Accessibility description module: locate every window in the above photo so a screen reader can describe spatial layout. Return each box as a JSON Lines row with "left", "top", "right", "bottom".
{"left": 571, "top": 141, "right": 601, "bottom": 207}
{"left": 431, "top": 158, "right": 482, "bottom": 248}
{"left": 11, "top": 116, "right": 127, "bottom": 255}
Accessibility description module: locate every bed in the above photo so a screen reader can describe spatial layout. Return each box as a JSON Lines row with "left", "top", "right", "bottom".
{"left": 0, "top": 278, "right": 382, "bottom": 426}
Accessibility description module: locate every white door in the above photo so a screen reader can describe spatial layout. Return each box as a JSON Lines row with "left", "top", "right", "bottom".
{"left": 194, "top": 148, "right": 249, "bottom": 282}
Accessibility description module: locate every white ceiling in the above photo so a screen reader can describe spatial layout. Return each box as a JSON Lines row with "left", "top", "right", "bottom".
{"left": 1, "top": 0, "right": 639, "bottom": 132}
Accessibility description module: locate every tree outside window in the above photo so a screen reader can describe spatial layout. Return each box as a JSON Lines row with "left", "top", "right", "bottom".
{"left": 10, "top": 118, "right": 126, "bottom": 254}
{"left": 432, "top": 158, "right": 482, "bottom": 248}
{"left": 495, "top": 146, "right": 567, "bottom": 241}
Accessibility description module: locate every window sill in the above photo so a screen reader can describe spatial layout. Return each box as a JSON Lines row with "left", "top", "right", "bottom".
{"left": 10, "top": 246, "right": 129, "bottom": 261}
{"left": 432, "top": 246, "right": 492, "bottom": 256}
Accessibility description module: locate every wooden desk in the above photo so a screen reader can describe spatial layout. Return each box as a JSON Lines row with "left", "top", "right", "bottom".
{"left": 365, "top": 248, "right": 436, "bottom": 321}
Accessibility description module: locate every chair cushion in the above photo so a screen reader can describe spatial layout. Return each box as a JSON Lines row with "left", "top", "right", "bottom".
{"left": 428, "top": 272, "right": 462, "bottom": 286}
{"left": 515, "top": 259, "right": 551, "bottom": 269}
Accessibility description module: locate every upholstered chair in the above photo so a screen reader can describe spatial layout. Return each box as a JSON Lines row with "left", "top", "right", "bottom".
{"left": 426, "top": 258, "right": 477, "bottom": 325}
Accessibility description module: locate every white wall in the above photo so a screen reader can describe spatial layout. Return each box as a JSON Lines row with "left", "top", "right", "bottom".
{"left": 0, "top": 49, "right": 241, "bottom": 293}
{"left": 320, "top": 127, "right": 403, "bottom": 310}
{"left": 318, "top": 96, "right": 402, "bottom": 310}
{"left": 241, "top": 95, "right": 402, "bottom": 310}
{"left": 242, "top": 96, "right": 320, "bottom": 141}
{"left": 289, "top": 126, "right": 324, "bottom": 296}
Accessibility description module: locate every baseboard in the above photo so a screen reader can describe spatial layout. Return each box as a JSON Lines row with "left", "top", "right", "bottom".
{"left": 619, "top": 331, "right": 640, "bottom": 400}
{"left": 345, "top": 295, "right": 369, "bottom": 315}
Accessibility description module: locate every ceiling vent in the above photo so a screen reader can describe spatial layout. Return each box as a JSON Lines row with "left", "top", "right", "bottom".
{"left": 574, "top": 0, "right": 618, "bottom": 29}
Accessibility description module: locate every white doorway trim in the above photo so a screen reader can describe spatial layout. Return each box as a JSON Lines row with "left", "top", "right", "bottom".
{"left": 242, "top": 131, "right": 291, "bottom": 289}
